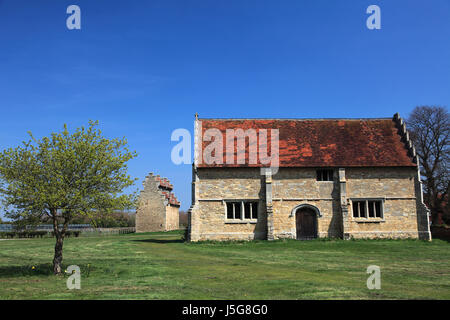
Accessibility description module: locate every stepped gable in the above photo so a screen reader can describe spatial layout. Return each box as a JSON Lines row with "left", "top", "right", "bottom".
{"left": 143, "top": 173, "right": 180, "bottom": 207}
{"left": 136, "top": 172, "right": 181, "bottom": 233}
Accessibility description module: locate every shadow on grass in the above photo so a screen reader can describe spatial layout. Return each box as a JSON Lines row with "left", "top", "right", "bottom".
{"left": 132, "top": 239, "right": 184, "bottom": 244}
{"left": 0, "top": 263, "right": 94, "bottom": 278}
{"left": 0, "top": 263, "right": 55, "bottom": 277}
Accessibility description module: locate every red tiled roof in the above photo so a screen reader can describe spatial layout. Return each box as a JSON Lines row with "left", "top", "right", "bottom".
{"left": 196, "top": 118, "right": 416, "bottom": 168}
{"left": 161, "top": 191, "right": 180, "bottom": 206}
{"left": 155, "top": 176, "right": 173, "bottom": 190}
{"left": 169, "top": 193, "right": 180, "bottom": 206}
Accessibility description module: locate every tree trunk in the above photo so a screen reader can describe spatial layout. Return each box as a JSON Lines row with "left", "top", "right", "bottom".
{"left": 51, "top": 210, "right": 66, "bottom": 275}
{"left": 53, "top": 233, "right": 64, "bottom": 274}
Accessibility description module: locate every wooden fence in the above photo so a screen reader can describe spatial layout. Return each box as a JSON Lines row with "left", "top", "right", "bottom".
{"left": 78, "top": 227, "right": 136, "bottom": 236}
{"left": 0, "top": 227, "right": 136, "bottom": 239}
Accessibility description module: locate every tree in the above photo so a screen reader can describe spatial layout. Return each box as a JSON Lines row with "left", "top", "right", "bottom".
{"left": 0, "top": 121, "right": 137, "bottom": 274}
{"left": 407, "top": 106, "right": 449, "bottom": 224}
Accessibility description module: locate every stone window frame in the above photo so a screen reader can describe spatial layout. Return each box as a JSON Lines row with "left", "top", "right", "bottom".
{"left": 224, "top": 199, "right": 259, "bottom": 224}
{"left": 350, "top": 198, "right": 385, "bottom": 222}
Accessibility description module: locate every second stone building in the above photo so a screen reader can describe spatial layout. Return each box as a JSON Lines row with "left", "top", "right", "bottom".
{"left": 136, "top": 173, "right": 180, "bottom": 232}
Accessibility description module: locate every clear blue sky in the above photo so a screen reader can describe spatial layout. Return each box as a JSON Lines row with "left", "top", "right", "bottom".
{"left": 0, "top": 0, "right": 449, "bottom": 216}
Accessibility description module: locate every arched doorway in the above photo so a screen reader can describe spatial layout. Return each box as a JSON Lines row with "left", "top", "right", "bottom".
{"left": 292, "top": 205, "right": 319, "bottom": 240}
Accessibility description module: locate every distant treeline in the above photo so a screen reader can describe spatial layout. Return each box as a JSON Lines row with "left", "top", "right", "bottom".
{"left": 179, "top": 210, "right": 188, "bottom": 227}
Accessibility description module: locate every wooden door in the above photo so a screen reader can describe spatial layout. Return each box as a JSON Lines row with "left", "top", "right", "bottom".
{"left": 296, "top": 208, "right": 317, "bottom": 240}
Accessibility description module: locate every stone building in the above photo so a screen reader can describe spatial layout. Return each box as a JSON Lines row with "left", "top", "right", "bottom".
{"left": 188, "top": 113, "right": 432, "bottom": 241}
{"left": 136, "top": 173, "right": 180, "bottom": 232}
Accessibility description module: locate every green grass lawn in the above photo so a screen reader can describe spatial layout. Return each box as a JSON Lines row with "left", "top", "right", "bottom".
{"left": 0, "top": 231, "right": 449, "bottom": 299}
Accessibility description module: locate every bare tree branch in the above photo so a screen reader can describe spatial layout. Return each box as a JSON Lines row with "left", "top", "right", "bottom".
{"left": 408, "top": 106, "right": 450, "bottom": 225}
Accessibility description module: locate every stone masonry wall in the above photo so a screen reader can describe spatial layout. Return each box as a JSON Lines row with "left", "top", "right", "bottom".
{"left": 271, "top": 168, "right": 342, "bottom": 239}
{"left": 190, "top": 166, "right": 429, "bottom": 241}
{"left": 165, "top": 205, "right": 180, "bottom": 231}
{"left": 136, "top": 173, "right": 180, "bottom": 233}
{"left": 190, "top": 168, "right": 266, "bottom": 241}
{"left": 345, "top": 167, "right": 420, "bottom": 239}
{"left": 270, "top": 167, "right": 427, "bottom": 240}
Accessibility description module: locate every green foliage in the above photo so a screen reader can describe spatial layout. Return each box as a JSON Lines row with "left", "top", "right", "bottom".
{"left": 0, "top": 120, "right": 138, "bottom": 224}
{"left": 0, "top": 120, "right": 138, "bottom": 273}
{"left": 70, "top": 211, "right": 136, "bottom": 228}
{"left": 90, "top": 211, "right": 135, "bottom": 228}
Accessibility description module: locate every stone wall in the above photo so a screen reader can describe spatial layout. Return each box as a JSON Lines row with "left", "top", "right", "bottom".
{"left": 345, "top": 167, "right": 421, "bottom": 239}
{"left": 189, "top": 168, "right": 266, "bottom": 241}
{"left": 189, "top": 166, "right": 431, "bottom": 241}
{"left": 165, "top": 205, "right": 180, "bottom": 231}
{"left": 270, "top": 168, "right": 341, "bottom": 239}
{"left": 136, "top": 173, "right": 180, "bottom": 233}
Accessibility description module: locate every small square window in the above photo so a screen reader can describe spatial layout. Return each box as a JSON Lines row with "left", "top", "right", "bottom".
{"left": 226, "top": 201, "right": 259, "bottom": 221}
{"left": 368, "top": 201, "right": 383, "bottom": 218}
{"left": 251, "top": 202, "right": 258, "bottom": 219}
{"left": 226, "top": 203, "right": 234, "bottom": 219}
{"left": 368, "top": 202, "right": 375, "bottom": 218}
{"left": 234, "top": 203, "right": 241, "bottom": 219}
{"left": 244, "top": 202, "right": 251, "bottom": 219}
{"left": 375, "top": 202, "right": 382, "bottom": 218}
{"left": 352, "top": 201, "right": 366, "bottom": 218}
{"left": 353, "top": 200, "right": 383, "bottom": 219}
{"left": 316, "top": 169, "right": 334, "bottom": 181}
